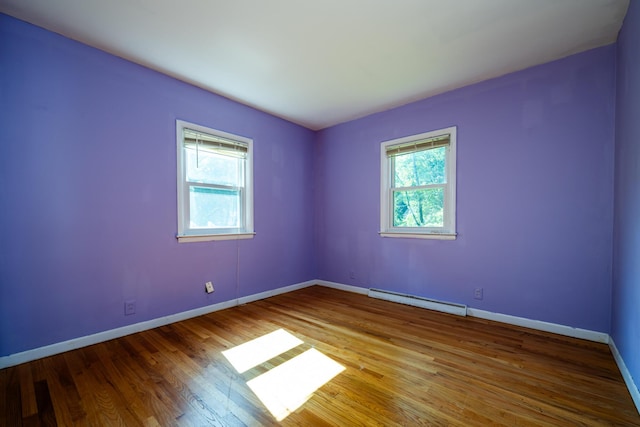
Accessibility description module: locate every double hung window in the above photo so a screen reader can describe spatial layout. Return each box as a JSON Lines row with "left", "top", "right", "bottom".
{"left": 176, "top": 120, "right": 254, "bottom": 242}
{"left": 380, "top": 126, "right": 457, "bottom": 239}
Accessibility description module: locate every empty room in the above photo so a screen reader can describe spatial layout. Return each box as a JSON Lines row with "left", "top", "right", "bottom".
{"left": 1, "top": 0, "right": 639, "bottom": 425}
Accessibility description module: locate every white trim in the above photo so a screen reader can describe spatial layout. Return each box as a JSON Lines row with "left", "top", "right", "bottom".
{"left": 315, "top": 280, "right": 369, "bottom": 295}
{"left": 4, "top": 277, "right": 636, "bottom": 416}
{"left": 177, "top": 232, "right": 255, "bottom": 243}
{"left": 176, "top": 119, "right": 254, "bottom": 240}
{"left": 466, "top": 308, "right": 609, "bottom": 343}
{"left": 609, "top": 337, "right": 640, "bottom": 414}
{"left": 380, "top": 126, "right": 457, "bottom": 238}
{"left": 316, "top": 281, "right": 610, "bottom": 343}
{"left": 379, "top": 231, "right": 457, "bottom": 240}
{"left": 0, "top": 280, "right": 317, "bottom": 369}
{"left": 322, "top": 281, "right": 640, "bottom": 409}
{"left": 4, "top": 279, "right": 639, "bottom": 412}
{"left": 0, "top": 299, "right": 231, "bottom": 369}
{"left": 237, "top": 280, "right": 317, "bottom": 305}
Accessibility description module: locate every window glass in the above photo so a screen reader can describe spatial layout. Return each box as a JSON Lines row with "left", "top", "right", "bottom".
{"left": 189, "top": 187, "right": 241, "bottom": 229}
{"left": 393, "top": 187, "right": 444, "bottom": 227}
{"left": 185, "top": 148, "right": 243, "bottom": 187}
{"left": 393, "top": 146, "right": 446, "bottom": 187}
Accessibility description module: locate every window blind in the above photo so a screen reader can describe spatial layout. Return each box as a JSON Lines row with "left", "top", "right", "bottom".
{"left": 183, "top": 128, "right": 248, "bottom": 158}
{"left": 385, "top": 134, "right": 449, "bottom": 157}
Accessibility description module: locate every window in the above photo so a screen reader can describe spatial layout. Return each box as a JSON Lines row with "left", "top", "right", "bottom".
{"left": 380, "top": 126, "right": 457, "bottom": 240}
{"left": 176, "top": 120, "right": 254, "bottom": 242}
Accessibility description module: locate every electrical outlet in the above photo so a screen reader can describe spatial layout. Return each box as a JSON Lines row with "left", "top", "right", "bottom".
{"left": 474, "top": 288, "right": 483, "bottom": 300}
{"left": 124, "top": 300, "right": 136, "bottom": 315}
{"left": 205, "top": 281, "right": 214, "bottom": 294}
{"left": 349, "top": 271, "right": 355, "bottom": 280}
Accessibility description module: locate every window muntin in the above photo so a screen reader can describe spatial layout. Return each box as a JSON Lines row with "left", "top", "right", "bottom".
{"left": 177, "top": 120, "right": 254, "bottom": 242}
{"left": 380, "top": 127, "right": 457, "bottom": 239}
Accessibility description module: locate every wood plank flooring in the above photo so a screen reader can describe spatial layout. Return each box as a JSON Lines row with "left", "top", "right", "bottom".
{"left": 1, "top": 285, "right": 639, "bottom": 426}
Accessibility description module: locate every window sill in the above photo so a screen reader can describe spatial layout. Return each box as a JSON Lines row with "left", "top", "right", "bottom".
{"left": 379, "top": 231, "right": 457, "bottom": 240}
{"left": 177, "top": 232, "right": 256, "bottom": 243}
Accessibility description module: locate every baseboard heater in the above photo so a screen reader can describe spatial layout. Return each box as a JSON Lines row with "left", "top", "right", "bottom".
{"left": 368, "top": 288, "right": 467, "bottom": 317}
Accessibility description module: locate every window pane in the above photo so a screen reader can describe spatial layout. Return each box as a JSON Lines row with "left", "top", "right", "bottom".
{"left": 393, "top": 146, "right": 446, "bottom": 188}
{"left": 393, "top": 187, "right": 444, "bottom": 227}
{"left": 185, "top": 148, "right": 242, "bottom": 187}
{"left": 189, "top": 186, "right": 240, "bottom": 229}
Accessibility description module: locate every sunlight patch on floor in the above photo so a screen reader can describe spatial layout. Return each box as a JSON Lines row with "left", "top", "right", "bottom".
{"left": 246, "top": 348, "right": 345, "bottom": 421}
{"left": 222, "top": 329, "right": 303, "bottom": 374}
{"left": 222, "top": 329, "right": 346, "bottom": 421}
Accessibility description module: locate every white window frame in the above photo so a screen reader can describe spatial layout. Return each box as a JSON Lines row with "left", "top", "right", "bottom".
{"left": 176, "top": 120, "right": 255, "bottom": 243}
{"left": 380, "top": 126, "right": 457, "bottom": 240}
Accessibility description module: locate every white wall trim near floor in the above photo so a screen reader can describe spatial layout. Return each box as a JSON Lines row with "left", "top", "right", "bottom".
{"left": 465, "top": 308, "right": 610, "bottom": 343}
{"left": 235, "top": 280, "right": 317, "bottom": 305}
{"left": 1, "top": 278, "right": 638, "bottom": 416}
{"left": 0, "top": 280, "right": 317, "bottom": 369}
{"left": 315, "top": 280, "right": 369, "bottom": 295}
{"left": 316, "top": 281, "right": 611, "bottom": 343}
{"left": 609, "top": 337, "right": 640, "bottom": 413}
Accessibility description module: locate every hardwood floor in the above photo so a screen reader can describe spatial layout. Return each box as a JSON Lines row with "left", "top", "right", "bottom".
{"left": 1, "top": 285, "right": 638, "bottom": 426}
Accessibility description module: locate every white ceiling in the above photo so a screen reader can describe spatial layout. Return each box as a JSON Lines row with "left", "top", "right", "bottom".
{"left": 1, "top": 0, "right": 630, "bottom": 130}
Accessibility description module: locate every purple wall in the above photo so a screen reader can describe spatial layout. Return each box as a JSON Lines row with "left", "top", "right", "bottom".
{"left": 612, "top": 1, "right": 640, "bottom": 395}
{"left": 0, "top": 15, "right": 316, "bottom": 357}
{"left": 316, "top": 46, "right": 616, "bottom": 332}
{"left": 0, "top": 11, "right": 624, "bottom": 359}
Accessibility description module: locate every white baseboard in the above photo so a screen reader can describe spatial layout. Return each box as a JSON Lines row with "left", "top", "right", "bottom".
{"left": 609, "top": 337, "right": 640, "bottom": 414}
{"left": 314, "top": 282, "right": 609, "bottom": 343}
{"left": 466, "top": 308, "right": 610, "bottom": 343}
{"left": 323, "top": 282, "right": 635, "bottom": 414}
{"left": 237, "top": 280, "right": 317, "bottom": 305}
{"left": 3, "top": 278, "right": 636, "bottom": 416}
{"left": 0, "top": 280, "right": 318, "bottom": 369}
{"left": 315, "top": 280, "right": 368, "bottom": 294}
